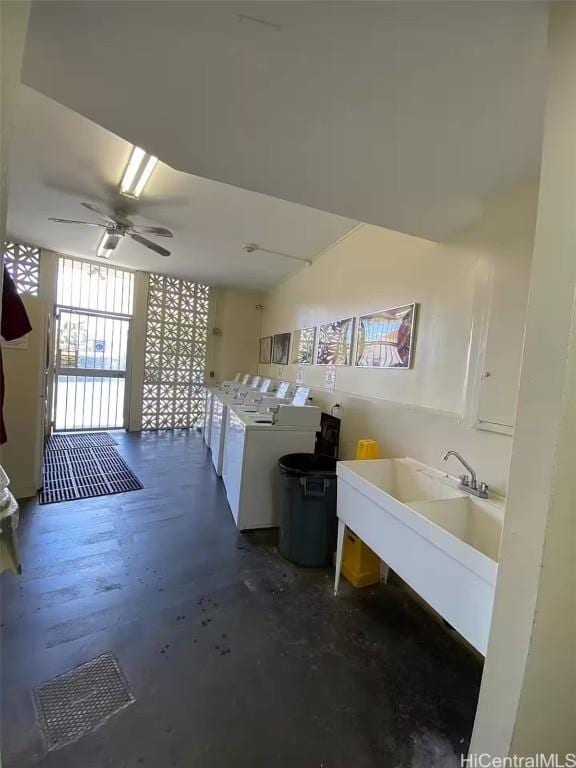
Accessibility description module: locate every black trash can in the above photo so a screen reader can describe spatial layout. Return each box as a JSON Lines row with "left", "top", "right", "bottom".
{"left": 277, "top": 453, "right": 337, "bottom": 567}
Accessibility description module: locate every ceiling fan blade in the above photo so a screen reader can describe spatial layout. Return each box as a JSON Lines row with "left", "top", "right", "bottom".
{"left": 129, "top": 232, "right": 171, "bottom": 257}
{"left": 130, "top": 225, "right": 173, "bottom": 238}
{"left": 49, "top": 218, "right": 106, "bottom": 227}
{"left": 81, "top": 202, "right": 119, "bottom": 224}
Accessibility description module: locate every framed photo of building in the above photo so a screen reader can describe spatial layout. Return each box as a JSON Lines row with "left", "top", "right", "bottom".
{"left": 316, "top": 317, "right": 354, "bottom": 366}
{"left": 355, "top": 303, "right": 417, "bottom": 369}
{"left": 259, "top": 336, "right": 272, "bottom": 364}
{"left": 272, "top": 333, "right": 291, "bottom": 365}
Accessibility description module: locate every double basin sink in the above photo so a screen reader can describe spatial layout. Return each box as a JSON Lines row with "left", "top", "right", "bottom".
{"left": 335, "top": 458, "right": 504, "bottom": 654}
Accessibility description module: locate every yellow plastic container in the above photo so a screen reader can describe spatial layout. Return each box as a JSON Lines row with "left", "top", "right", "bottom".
{"left": 341, "top": 529, "right": 381, "bottom": 588}
{"left": 340, "top": 439, "right": 382, "bottom": 588}
{"left": 355, "top": 439, "right": 380, "bottom": 460}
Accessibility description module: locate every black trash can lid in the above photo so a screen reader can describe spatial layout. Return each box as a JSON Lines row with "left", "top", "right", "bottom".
{"left": 278, "top": 453, "right": 337, "bottom": 477}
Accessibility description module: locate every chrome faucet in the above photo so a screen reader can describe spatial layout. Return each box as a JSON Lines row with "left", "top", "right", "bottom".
{"left": 442, "top": 451, "right": 488, "bottom": 498}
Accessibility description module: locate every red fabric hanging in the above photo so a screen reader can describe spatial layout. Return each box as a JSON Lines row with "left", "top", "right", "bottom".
{"left": 1, "top": 267, "right": 33, "bottom": 444}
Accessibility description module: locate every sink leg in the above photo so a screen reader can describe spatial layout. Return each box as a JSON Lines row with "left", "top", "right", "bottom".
{"left": 334, "top": 519, "right": 345, "bottom": 596}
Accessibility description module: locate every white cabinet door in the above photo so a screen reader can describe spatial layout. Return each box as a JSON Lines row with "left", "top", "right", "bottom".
{"left": 477, "top": 229, "right": 533, "bottom": 432}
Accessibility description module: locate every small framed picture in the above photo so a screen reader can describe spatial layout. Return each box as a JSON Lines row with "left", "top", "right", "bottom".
{"left": 259, "top": 336, "right": 272, "bottom": 364}
{"left": 316, "top": 317, "right": 354, "bottom": 366}
{"left": 272, "top": 333, "right": 291, "bottom": 365}
{"left": 292, "top": 327, "right": 316, "bottom": 365}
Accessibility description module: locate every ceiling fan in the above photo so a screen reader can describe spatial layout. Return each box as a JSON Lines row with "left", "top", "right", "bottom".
{"left": 49, "top": 202, "right": 173, "bottom": 258}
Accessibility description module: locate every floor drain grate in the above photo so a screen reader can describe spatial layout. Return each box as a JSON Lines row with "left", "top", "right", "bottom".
{"left": 33, "top": 652, "right": 135, "bottom": 751}
{"left": 46, "top": 432, "right": 118, "bottom": 451}
{"left": 40, "top": 446, "right": 143, "bottom": 504}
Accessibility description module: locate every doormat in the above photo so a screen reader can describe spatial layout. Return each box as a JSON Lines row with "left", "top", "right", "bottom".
{"left": 40, "top": 445, "right": 143, "bottom": 504}
{"left": 33, "top": 652, "right": 134, "bottom": 751}
{"left": 46, "top": 432, "right": 118, "bottom": 451}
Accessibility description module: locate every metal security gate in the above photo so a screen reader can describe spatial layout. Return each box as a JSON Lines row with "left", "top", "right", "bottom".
{"left": 52, "top": 257, "right": 135, "bottom": 432}
{"left": 54, "top": 309, "right": 130, "bottom": 431}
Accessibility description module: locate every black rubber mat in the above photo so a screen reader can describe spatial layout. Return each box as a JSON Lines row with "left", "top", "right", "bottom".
{"left": 40, "top": 445, "right": 143, "bottom": 504}
{"left": 46, "top": 432, "right": 118, "bottom": 451}
{"left": 33, "top": 652, "right": 134, "bottom": 751}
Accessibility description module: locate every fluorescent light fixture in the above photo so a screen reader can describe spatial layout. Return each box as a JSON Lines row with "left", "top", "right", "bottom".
{"left": 97, "top": 231, "right": 121, "bottom": 258}
{"left": 119, "top": 146, "right": 158, "bottom": 198}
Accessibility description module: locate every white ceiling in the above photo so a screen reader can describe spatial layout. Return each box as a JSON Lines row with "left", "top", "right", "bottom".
{"left": 22, "top": 1, "right": 548, "bottom": 241}
{"left": 7, "top": 86, "right": 357, "bottom": 289}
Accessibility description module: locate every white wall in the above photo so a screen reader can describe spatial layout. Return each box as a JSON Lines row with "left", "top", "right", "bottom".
{"left": 1, "top": 295, "right": 46, "bottom": 498}
{"left": 0, "top": 1, "right": 31, "bottom": 252}
{"left": 0, "top": 0, "right": 32, "bottom": 509}
{"left": 209, "top": 287, "right": 264, "bottom": 384}
{"left": 259, "top": 185, "right": 537, "bottom": 497}
{"left": 471, "top": 4, "right": 576, "bottom": 755}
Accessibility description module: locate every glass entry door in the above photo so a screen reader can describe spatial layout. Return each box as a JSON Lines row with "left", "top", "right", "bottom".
{"left": 53, "top": 308, "right": 130, "bottom": 431}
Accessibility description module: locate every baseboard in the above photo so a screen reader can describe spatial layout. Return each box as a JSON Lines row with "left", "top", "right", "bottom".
{"left": 11, "top": 485, "right": 39, "bottom": 501}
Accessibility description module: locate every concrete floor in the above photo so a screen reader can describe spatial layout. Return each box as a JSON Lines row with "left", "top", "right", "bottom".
{"left": 1, "top": 431, "right": 482, "bottom": 768}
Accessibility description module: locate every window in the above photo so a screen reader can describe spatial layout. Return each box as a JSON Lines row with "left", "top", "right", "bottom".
{"left": 57, "top": 256, "right": 134, "bottom": 315}
{"left": 142, "top": 274, "right": 210, "bottom": 430}
{"left": 3, "top": 242, "right": 40, "bottom": 295}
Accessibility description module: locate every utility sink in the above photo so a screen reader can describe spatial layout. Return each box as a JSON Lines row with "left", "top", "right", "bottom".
{"left": 409, "top": 496, "right": 503, "bottom": 562}
{"left": 335, "top": 457, "right": 505, "bottom": 655}
{"left": 342, "top": 458, "right": 464, "bottom": 503}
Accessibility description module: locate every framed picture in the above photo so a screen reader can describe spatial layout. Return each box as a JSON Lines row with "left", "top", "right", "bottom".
{"left": 356, "top": 303, "right": 418, "bottom": 369}
{"left": 259, "top": 336, "right": 272, "bottom": 364}
{"left": 316, "top": 317, "right": 354, "bottom": 366}
{"left": 292, "top": 327, "right": 316, "bottom": 365}
{"left": 272, "top": 333, "right": 291, "bottom": 365}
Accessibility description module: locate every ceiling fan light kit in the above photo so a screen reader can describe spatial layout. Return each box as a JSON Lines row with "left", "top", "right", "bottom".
{"left": 49, "top": 201, "right": 173, "bottom": 260}
{"left": 97, "top": 230, "right": 121, "bottom": 258}
{"left": 119, "top": 145, "right": 158, "bottom": 199}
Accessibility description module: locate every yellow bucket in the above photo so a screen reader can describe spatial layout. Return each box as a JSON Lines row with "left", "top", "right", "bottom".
{"left": 342, "top": 440, "right": 380, "bottom": 587}
{"left": 355, "top": 439, "right": 380, "bottom": 460}
{"left": 341, "top": 530, "right": 381, "bottom": 588}
{"left": 340, "top": 439, "right": 382, "bottom": 588}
